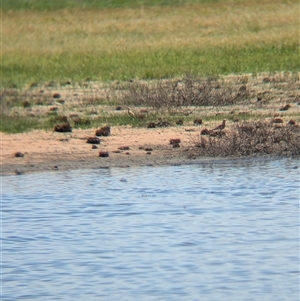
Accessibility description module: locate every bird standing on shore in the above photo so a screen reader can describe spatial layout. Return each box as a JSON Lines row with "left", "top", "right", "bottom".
{"left": 212, "top": 119, "right": 226, "bottom": 131}
{"left": 127, "top": 107, "right": 136, "bottom": 118}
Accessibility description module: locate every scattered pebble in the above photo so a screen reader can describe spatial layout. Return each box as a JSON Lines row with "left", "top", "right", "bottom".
{"left": 14, "top": 152, "right": 24, "bottom": 158}
{"left": 52, "top": 93, "right": 61, "bottom": 99}
{"left": 170, "top": 138, "right": 181, "bottom": 145}
{"left": 95, "top": 125, "right": 111, "bottom": 137}
{"left": 118, "top": 146, "right": 130, "bottom": 150}
{"left": 272, "top": 118, "right": 283, "bottom": 124}
{"left": 86, "top": 137, "right": 100, "bottom": 144}
{"left": 99, "top": 151, "right": 109, "bottom": 158}
{"left": 201, "top": 128, "right": 210, "bottom": 135}
{"left": 279, "top": 104, "right": 291, "bottom": 111}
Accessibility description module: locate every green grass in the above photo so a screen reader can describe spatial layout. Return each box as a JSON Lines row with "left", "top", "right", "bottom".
{"left": 2, "top": 42, "right": 298, "bottom": 88}
{"left": 0, "top": 115, "right": 42, "bottom": 133}
{"left": 2, "top": 0, "right": 240, "bottom": 11}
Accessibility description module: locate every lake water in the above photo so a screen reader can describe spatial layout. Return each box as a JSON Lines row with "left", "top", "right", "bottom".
{"left": 2, "top": 158, "right": 299, "bottom": 301}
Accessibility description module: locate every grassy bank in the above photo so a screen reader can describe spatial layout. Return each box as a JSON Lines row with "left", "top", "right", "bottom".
{"left": 1, "top": 0, "right": 299, "bottom": 88}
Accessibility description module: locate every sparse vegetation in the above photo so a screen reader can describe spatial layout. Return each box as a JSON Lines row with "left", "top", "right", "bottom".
{"left": 189, "top": 120, "right": 300, "bottom": 157}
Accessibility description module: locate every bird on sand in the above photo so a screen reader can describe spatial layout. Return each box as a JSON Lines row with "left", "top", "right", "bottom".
{"left": 127, "top": 107, "right": 136, "bottom": 118}
{"left": 212, "top": 119, "right": 226, "bottom": 131}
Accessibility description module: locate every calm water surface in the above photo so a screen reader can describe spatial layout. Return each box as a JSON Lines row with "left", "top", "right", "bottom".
{"left": 2, "top": 158, "right": 299, "bottom": 301}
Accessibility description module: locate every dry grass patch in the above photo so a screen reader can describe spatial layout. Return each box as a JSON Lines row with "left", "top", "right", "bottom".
{"left": 2, "top": 1, "right": 298, "bottom": 54}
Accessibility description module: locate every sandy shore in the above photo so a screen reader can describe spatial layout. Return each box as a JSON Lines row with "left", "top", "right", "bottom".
{"left": 1, "top": 126, "right": 214, "bottom": 176}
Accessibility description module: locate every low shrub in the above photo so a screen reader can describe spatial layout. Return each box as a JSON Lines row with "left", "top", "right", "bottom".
{"left": 191, "top": 121, "right": 300, "bottom": 157}
{"left": 118, "top": 75, "right": 251, "bottom": 110}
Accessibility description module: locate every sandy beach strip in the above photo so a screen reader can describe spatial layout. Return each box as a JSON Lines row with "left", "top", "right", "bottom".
{"left": 1, "top": 126, "right": 207, "bottom": 176}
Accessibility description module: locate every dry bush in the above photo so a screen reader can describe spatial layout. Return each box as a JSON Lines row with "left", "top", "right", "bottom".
{"left": 191, "top": 121, "right": 300, "bottom": 157}
{"left": 117, "top": 76, "right": 250, "bottom": 110}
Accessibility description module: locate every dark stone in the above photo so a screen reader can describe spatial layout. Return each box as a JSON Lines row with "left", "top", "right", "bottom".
{"left": 99, "top": 151, "right": 109, "bottom": 157}
{"left": 95, "top": 126, "right": 111, "bottom": 137}
{"left": 14, "top": 152, "right": 24, "bottom": 158}
{"left": 86, "top": 137, "right": 101, "bottom": 144}
{"left": 52, "top": 93, "right": 61, "bottom": 99}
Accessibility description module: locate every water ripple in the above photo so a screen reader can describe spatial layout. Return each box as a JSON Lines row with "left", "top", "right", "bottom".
{"left": 2, "top": 158, "right": 299, "bottom": 301}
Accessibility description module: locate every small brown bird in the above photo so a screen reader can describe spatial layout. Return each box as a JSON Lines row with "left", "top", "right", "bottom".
{"left": 127, "top": 107, "right": 136, "bottom": 118}
{"left": 212, "top": 120, "right": 226, "bottom": 131}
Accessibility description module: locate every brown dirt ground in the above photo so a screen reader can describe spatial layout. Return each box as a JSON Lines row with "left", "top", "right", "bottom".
{"left": 1, "top": 126, "right": 214, "bottom": 176}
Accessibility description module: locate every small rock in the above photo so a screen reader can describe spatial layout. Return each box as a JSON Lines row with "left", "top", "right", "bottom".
{"left": 118, "top": 146, "right": 130, "bottom": 150}
{"left": 14, "top": 152, "right": 24, "bottom": 158}
{"left": 170, "top": 138, "right": 181, "bottom": 145}
{"left": 95, "top": 125, "right": 111, "bottom": 137}
{"left": 263, "top": 77, "right": 271, "bottom": 83}
{"left": 86, "top": 137, "right": 100, "bottom": 144}
{"left": 201, "top": 128, "right": 210, "bottom": 135}
{"left": 272, "top": 118, "right": 284, "bottom": 124}
{"left": 99, "top": 151, "right": 109, "bottom": 158}
{"left": 52, "top": 93, "right": 61, "bottom": 99}
{"left": 279, "top": 104, "right": 291, "bottom": 111}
